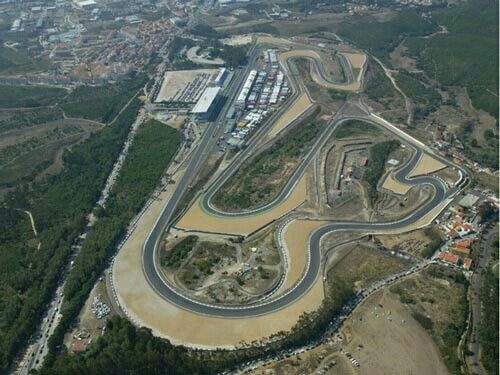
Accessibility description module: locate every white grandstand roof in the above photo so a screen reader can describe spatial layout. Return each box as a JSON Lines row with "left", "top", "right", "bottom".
{"left": 192, "top": 86, "right": 221, "bottom": 113}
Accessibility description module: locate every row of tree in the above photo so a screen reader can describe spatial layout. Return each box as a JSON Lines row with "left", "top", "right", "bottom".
{"left": 45, "top": 119, "right": 181, "bottom": 365}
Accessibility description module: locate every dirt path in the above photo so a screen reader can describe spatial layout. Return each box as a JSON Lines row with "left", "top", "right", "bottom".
{"left": 23, "top": 210, "right": 38, "bottom": 237}
{"left": 370, "top": 55, "right": 413, "bottom": 126}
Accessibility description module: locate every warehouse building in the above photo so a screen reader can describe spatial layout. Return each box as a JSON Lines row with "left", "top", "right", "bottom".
{"left": 191, "top": 86, "right": 223, "bottom": 121}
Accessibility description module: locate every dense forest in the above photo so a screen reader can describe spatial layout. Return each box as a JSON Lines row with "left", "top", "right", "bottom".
{"left": 480, "top": 260, "right": 499, "bottom": 375}
{"left": 0, "top": 95, "right": 142, "bottom": 372}
{"left": 364, "top": 140, "right": 400, "bottom": 203}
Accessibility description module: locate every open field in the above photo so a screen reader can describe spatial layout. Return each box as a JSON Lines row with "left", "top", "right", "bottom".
{"left": 333, "top": 119, "right": 383, "bottom": 140}
{"left": 326, "top": 241, "right": 408, "bottom": 291}
{"left": 175, "top": 175, "right": 308, "bottom": 236}
{"left": 0, "top": 84, "right": 66, "bottom": 108}
{"left": 0, "top": 119, "right": 102, "bottom": 188}
{"left": 389, "top": 265, "right": 468, "bottom": 373}
{"left": 0, "top": 107, "right": 63, "bottom": 133}
{"left": 408, "top": 153, "right": 446, "bottom": 177}
{"left": 376, "top": 226, "right": 442, "bottom": 258}
{"left": 155, "top": 69, "right": 218, "bottom": 103}
{"left": 340, "top": 288, "right": 449, "bottom": 375}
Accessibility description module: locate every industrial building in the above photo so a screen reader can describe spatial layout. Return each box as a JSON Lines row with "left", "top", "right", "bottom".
{"left": 214, "top": 68, "right": 230, "bottom": 86}
{"left": 235, "top": 70, "right": 257, "bottom": 109}
{"left": 191, "top": 86, "right": 223, "bottom": 121}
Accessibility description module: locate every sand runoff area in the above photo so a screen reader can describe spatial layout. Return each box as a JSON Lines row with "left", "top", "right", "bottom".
{"left": 279, "top": 49, "right": 364, "bottom": 92}
{"left": 382, "top": 172, "right": 412, "bottom": 195}
{"left": 266, "top": 93, "right": 313, "bottom": 139}
{"left": 278, "top": 219, "right": 329, "bottom": 293}
{"left": 175, "top": 175, "right": 308, "bottom": 236}
{"left": 112, "top": 183, "right": 325, "bottom": 348}
{"left": 409, "top": 153, "right": 446, "bottom": 177}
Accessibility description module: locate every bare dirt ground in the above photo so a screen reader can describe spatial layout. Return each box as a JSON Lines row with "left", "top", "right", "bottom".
{"left": 266, "top": 93, "right": 313, "bottom": 139}
{"left": 409, "top": 153, "right": 446, "bottom": 177}
{"left": 434, "top": 167, "right": 460, "bottom": 186}
{"left": 389, "top": 40, "right": 418, "bottom": 71}
{"left": 175, "top": 175, "right": 307, "bottom": 236}
{"left": 341, "top": 288, "right": 449, "bottom": 375}
{"left": 249, "top": 348, "right": 355, "bottom": 375}
{"left": 65, "top": 280, "right": 115, "bottom": 350}
{"left": 376, "top": 228, "right": 436, "bottom": 257}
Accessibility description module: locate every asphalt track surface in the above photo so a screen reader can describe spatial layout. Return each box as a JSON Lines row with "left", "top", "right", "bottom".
{"left": 140, "top": 44, "right": 465, "bottom": 318}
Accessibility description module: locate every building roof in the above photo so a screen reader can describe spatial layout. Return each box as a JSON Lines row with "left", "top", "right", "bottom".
{"left": 438, "top": 251, "right": 459, "bottom": 265}
{"left": 456, "top": 238, "right": 473, "bottom": 249}
{"left": 453, "top": 246, "right": 470, "bottom": 255}
{"left": 463, "top": 258, "right": 473, "bottom": 270}
{"left": 192, "top": 86, "right": 220, "bottom": 114}
{"left": 458, "top": 194, "right": 480, "bottom": 208}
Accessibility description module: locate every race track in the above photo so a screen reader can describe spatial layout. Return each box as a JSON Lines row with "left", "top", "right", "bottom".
{"left": 117, "top": 41, "right": 467, "bottom": 327}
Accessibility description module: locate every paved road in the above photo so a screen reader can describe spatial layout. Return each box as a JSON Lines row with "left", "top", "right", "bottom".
{"left": 139, "top": 44, "right": 467, "bottom": 318}
{"left": 468, "top": 223, "right": 498, "bottom": 374}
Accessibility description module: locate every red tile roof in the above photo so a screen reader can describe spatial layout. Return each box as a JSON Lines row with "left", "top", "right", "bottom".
{"left": 438, "top": 251, "right": 460, "bottom": 265}
{"left": 463, "top": 258, "right": 473, "bottom": 270}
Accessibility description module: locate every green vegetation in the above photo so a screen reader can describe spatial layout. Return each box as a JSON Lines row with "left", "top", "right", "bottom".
{"left": 395, "top": 70, "right": 442, "bottom": 121}
{"left": 328, "top": 90, "right": 347, "bottom": 101}
{"left": 0, "top": 85, "right": 66, "bottom": 108}
{"left": 211, "top": 44, "right": 248, "bottom": 68}
{"left": 412, "top": 311, "right": 434, "bottom": 330}
{"left": 364, "top": 61, "right": 398, "bottom": 107}
{"left": 47, "top": 118, "right": 180, "bottom": 358}
{"left": 40, "top": 317, "right": 209, "bottom": 374}
{"left": 404, "top": 0, "right": 498, "bottom": 118}
{"left": 337, "top": 11, "right": 436, "bottom": 61}
{"left": 162, "top": 235, "right": 199, "bottom": 268}
{"left": 0, "top": 126, "right": 83, "bottom": 167}
{"left": 421, "top": 226, "right": 444, "bottom": 258}
{"left": 0, "top": 46, "right": 51, "bottom": 74}
{"left": 480, "top": 263, "right": 499, "bottom": 375}
{"left": 60, "top": 74, "right": 148, "bottom": 122}
{"left": 213, "top": 109, "right": 323, "bottom": 211}
{"left": 189, "top": 23, "right": 221, "bottom": 39}
{"left": 0, "top": 107, "right": 63, "bottom": 133}
{"left": 180, "top": 242, "right": 237, "bottom": 287}
{"left": 0, "top": 98, "right": 142, "bottom": 372}
{"left": 333, "top": 119, "right": 382, "bottom": 139}
{"left": 327, "top": 244, "right": 407, "bottom": 291}
{"left": 363, "top": 140, "right": 400, "bottom": 202}
{"left": 457, "top": 120, "right": 498, "bottom": 170}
